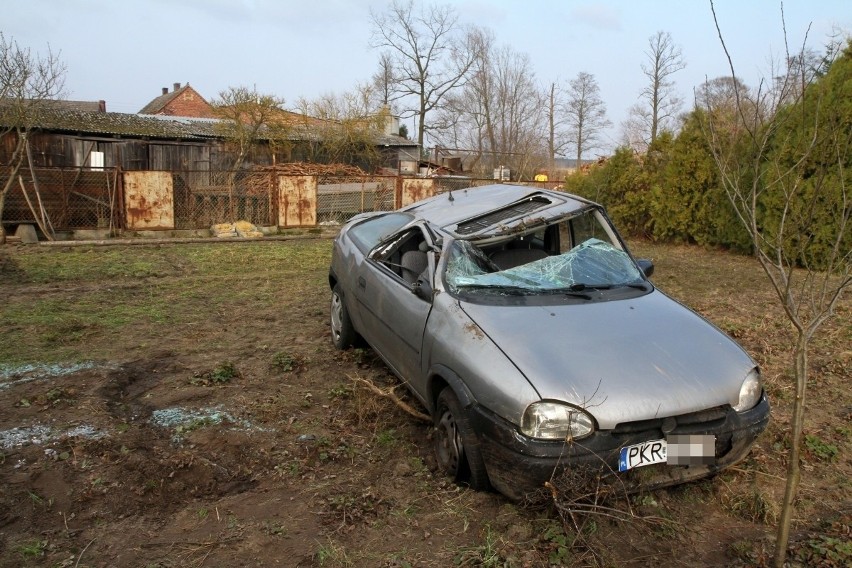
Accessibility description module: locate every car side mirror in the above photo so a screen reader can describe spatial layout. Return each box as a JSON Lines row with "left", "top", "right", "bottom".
{"left": 412, "top": 276, "right": 433, "bottom": 301}
{"left": 637, "top": 259, "right": 654, "bottom": 278}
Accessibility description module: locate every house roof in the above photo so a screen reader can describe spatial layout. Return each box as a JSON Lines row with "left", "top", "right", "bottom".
{"left": 29, "top": 108, "right": 219, "bottom": 140}
{"left": 138, "top": 84, "right": 211, "bottom": 115}
{"left": 12, "top": 106, "right": 417, "bottom": 148}
{"left": 0, "top": 95, "right": 419, "bottom": 148}
{"left": 44, "top": 100, "right": 106, "bottom": 112}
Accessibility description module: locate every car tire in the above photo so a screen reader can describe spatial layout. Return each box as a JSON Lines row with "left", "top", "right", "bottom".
{"left": 434, "top": 387, "right": 490, "bottom": 490}
{"left": 330, "top": 284, "right": 357, "bottom": 350}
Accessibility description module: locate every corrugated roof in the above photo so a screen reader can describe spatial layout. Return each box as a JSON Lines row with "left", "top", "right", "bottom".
{"left": 44, "top": 100, "right": 105, "bottom": 112}
{"left": 0, "top": 100, "right": 419, "bottom": 147}
{"left": 30, "top": 108, "right": 219, "bottom": 139}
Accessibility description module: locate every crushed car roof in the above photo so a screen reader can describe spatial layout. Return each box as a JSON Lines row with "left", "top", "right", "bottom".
{"left": 400, "top": 184, "right": 595, "bottom": 239}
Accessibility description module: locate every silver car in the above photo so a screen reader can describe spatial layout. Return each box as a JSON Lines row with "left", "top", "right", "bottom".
{"left": 328, "top": 184, "right": 769, "bottom": 500}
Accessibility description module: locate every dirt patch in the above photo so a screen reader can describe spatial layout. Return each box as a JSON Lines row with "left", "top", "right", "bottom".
{"left": 0, "top": 239, "right": 849, "bottom": 567}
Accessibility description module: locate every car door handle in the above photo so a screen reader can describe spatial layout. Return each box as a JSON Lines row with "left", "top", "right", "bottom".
{"left": 358, "top": 276, "right": 366, "bottom": 289}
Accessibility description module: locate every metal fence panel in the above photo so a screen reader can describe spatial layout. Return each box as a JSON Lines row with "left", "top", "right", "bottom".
{"left": 124, "top": 171, "right": 173, "bottom": 229}
{"left": 278, "top": 176, "right": 316, "bottom": 227}
{"left": 172, "top": 170, "right": 276, "bottom": 229}
{"left": 316, "top": 174, "right": 398, "bottom": 224}
{"left": 1, "top": 167, "right": 120, "bottom": 231}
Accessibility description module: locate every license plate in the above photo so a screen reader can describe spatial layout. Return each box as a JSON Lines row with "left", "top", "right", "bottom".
{"left": 619, "top": 439, "right": 667, "bottom": 472}
{"left": 618, "top": 435, "right": 717, "bottom": 472}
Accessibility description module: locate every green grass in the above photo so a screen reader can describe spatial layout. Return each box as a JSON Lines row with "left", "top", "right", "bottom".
{"left": 16, "top": 539, "right": 47, "bottom": 558}
{"left": 3, "top": 240, "right": 331, "bottom": 284}
{"left": 0, "top": 240, "right": 332, "bottom": 364}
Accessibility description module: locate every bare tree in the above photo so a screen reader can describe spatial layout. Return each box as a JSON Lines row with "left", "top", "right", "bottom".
{"left": 296, "top": 85, "right": 385, "bottom": 170}
{"left": 695, "top": 76, "right": 751, "bottom": 114}
{"left": 372, "top": 51, "right": 396, "bottom": 107}
{"left": 429, "top": 26, "right": 492, "bottom": 170}
{"left": 564, "top": 72, "right": 611, "bottom": 168}
{"left": 0, "top": 33, "right": 65, "bottom": 243}
{"left": 705, "top": 4, "right": 850, "bottom": 566}
{"left": 212, "top": 86, "right": 289, "bottom": 221}
{"left": 624, "top": 30, "right": 686, "bottom": 150}
{"left": 543, "top": 81, "right": 570, "bottom": 167}
{"left": 370, "top": 0, "right": 479, "bottom": 149}
{"left": 431, "top": 37, "right": 546, "bottom": 179}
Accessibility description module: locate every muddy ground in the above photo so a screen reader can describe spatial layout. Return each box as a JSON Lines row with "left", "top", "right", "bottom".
{"left": 0, "top": 238, "right": 849, "bottom": 567}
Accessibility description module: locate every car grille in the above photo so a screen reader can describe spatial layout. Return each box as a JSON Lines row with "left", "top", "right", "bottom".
{"left": 612, "top": 405, "right": 729, "bottom": 435}
{"left": 610, "top": 405, "right": 733, "bottom": 458}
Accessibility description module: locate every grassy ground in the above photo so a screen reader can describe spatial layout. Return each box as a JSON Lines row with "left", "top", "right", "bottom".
{"left": 0, "top": 237, "right": 849, "bottom": 567}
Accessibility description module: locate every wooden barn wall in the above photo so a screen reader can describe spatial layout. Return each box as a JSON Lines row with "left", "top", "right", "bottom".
{"left": 117, "top": 141, "right": 150, "bottom": 170}
{"left": 149, "top": 144, "right": 210, "bottom": 171}
{"left": 3, "top": 132, "right": 416, "bottom": 175}
{"left": 21, "top": 132, "right": 68, "bottom": 167}
{"left": 4, "top": 133, "right": 212, "bottom": 171}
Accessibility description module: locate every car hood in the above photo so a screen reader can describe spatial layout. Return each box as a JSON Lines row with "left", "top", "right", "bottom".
{"left": 459, "top": 290, "right": 756, "bottom": 430}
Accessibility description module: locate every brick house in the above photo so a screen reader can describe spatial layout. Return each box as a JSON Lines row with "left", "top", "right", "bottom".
{"left": 139, "top": 83, "right": 215, "bottom": 118}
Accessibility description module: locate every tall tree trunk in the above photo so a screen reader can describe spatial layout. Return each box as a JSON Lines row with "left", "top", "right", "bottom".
{"left": 774, "top": 332, "right": 809, "bottom": 567}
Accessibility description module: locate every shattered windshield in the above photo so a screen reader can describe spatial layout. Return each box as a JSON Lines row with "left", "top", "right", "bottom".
{"left": 445, "top": 238, "right": 645, "bottom": 295}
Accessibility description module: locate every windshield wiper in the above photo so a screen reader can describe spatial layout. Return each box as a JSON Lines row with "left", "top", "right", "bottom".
{"left": 455, "top": 284, "right": 531, "bottom": 295}
{"left": 568, "top": 283, "right": 609, "bottom": 291}
{"left": 569, "top": 282, "right": 649, "bottom": 292}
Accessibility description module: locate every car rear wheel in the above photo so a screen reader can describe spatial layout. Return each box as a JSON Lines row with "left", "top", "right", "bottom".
{"left": 434, "top": 387, "right": 490, "bottom": 490}
{"left": 330, "top": 284, "right": 357, "bottom": 349}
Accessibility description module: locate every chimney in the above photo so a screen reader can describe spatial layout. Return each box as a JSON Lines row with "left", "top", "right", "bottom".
{"left": 173, "top": 82, "right": 181, "bottom": 92}
{"left": 162, "top": 87, "right": 168, "bottom": 95}
{"left": 98, "top": 100, "right": 106, "bottom": 113}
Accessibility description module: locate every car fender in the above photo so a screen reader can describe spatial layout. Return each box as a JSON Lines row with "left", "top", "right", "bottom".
{"left": 425, "top": 364, "right": 477, "bottom": 413}
{"left": 419, "top": 291, "right": 541, "bottom": 426}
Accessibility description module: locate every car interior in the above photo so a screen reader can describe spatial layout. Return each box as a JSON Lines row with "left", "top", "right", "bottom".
{"left": 375, "top": 229, "right": 429, "bottom": 284}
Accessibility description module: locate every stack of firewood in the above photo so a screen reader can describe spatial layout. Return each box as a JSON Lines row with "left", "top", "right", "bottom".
{"left": 254, "top": 163, "right": 369, "bottom": 176}
{"left": 241, "top": 163, "right": 370, "bottom": 195}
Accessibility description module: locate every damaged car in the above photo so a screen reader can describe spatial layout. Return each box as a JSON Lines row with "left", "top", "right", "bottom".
{"left": 328, "top": 184, "right": 770, "bottom": 500}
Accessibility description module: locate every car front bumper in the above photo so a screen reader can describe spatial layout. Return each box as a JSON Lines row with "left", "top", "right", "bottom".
{"left": 469, "top": 393, "right": 771, "bottom": 501}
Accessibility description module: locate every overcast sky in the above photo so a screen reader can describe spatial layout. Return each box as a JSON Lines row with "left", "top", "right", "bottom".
{"left": 4, "top": 0, "right": 851, "bottom": 152}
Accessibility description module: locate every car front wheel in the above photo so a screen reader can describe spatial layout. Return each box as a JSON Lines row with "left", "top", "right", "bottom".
{"left": 330, "top": 284, "right": 357, "bottom": 349}
{"left": 434, "top": 387, "right": 490, "bottom": 490}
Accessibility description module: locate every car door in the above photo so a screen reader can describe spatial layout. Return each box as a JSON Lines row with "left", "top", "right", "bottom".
{"left": 354, "top": 226, "right": 433, "bottom": 383}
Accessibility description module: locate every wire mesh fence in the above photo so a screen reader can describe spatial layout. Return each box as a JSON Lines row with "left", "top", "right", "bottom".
{"left": 1, "top": 167, "right": 120, "bottom": 232}
{"left": 172, "top": 170, "right": 276, "bottom": 229}
{"left": 432, "top": 176, "right": 500, "bottom": 194}
{"left": 1, "top": 166, "right": 556, "bottom": 235}
{"left": 317, "top": 174, "right": 397, "bottom": 224}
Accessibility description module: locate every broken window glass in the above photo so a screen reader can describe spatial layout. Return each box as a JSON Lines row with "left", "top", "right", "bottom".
{"left": 445, "top": 238, "right": 644, "bottom": 294}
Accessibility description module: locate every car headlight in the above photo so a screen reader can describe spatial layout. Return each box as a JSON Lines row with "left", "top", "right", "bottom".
{"left": 733, "top": 368, "right": 763, "bottom": 412}
{"left": 521, "top": 401, "right": 595, "bottom": 440}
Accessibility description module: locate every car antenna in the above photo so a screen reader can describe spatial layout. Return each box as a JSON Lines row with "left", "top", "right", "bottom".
{"left": 447, "top": 188, "right": 454, "bottom": 202}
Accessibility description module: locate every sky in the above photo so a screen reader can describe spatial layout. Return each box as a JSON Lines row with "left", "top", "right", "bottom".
{"left": 4, "top": 0, "right": 851, "bottom": 152}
